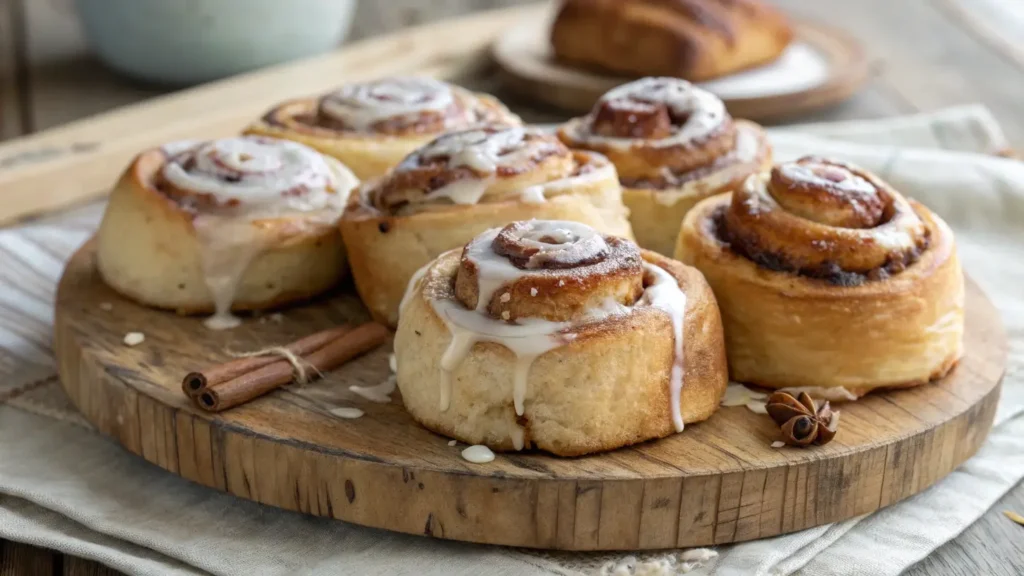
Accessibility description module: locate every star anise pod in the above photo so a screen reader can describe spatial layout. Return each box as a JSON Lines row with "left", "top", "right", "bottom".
{"left": 765, "top": 391, "right": 839, "bottom": 446}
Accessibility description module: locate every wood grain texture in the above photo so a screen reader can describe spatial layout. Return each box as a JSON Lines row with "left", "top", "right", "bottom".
{"left": 52, "top": 240, "right": 1006, "bottom": 551}
{"left": 492, "top": 13, "right": 870, "bottom": 120}
{"left": 906, "top": 479, "right": 1024, "bottom": 576}
{"left": 0, "top": 540, "right": 55, "bottom": 575}
{"left": 0, "top": 539, "right": 121, "bottom": 576}
{"left": 0, "top": 0, "right": 26, "bottom": 140}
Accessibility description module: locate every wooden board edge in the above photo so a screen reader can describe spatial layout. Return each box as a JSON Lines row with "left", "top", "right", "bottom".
{"left": 52, "top": 240, "right": 1006, "bottom": 551}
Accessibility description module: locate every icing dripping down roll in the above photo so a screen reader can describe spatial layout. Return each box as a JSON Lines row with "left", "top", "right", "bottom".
{"left": 394, "top": 220, "right": 729, "bottom": 456}
{"left": 96, "top": 136, "right": 359, "bottom": 329}
{"left": 339, "top": 125, "right": 634, "bottom": 328}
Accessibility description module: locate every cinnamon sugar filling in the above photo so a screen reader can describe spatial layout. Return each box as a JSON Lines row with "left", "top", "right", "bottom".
{"left": 710, "top": 206, "right": 932, "bottom": 287}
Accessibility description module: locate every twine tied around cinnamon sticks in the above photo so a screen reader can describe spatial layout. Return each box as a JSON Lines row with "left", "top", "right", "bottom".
{"left": 182, "top": 322, "right": 388, "bottom": 412}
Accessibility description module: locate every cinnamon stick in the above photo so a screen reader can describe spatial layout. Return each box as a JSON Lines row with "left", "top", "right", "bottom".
{"left": 196, "top": 322, "right": 389, "bottom": 412}
{"left": 181, "top": 324, "right": 354, "bottom": 397}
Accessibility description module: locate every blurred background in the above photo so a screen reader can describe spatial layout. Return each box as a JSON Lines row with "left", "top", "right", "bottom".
{"left": 0, "top": 0, "right": 1021, "bottom": 145}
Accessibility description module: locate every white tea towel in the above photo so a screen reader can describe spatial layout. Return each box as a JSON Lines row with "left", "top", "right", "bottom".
{"left": 0, "top": 106, "right": 1022, "bottom": 576}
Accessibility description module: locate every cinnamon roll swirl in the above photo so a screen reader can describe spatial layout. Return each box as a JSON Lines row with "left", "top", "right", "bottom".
{"left": 97, "top": 136, "right": 359, "bottom": 329}
{"left": 339, "top": 126, "right": 633, "bottom": 326}
{"left": 675, "top": 157, "right": 964, "bottom": 395}
{"left": 396, "top": 220, "right": 727, "bottom": 456}
{"left": 247, "top": 77, "right": 521, "bottom": 179}
{"left": 558, "top": 77, "right": 771, "bottom": 256}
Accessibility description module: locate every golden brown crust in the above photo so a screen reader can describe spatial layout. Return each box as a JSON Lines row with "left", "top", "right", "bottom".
{"left": 560, "top": 78, "right": 773, "bottom": 257}
{"left": 340, "top": 129, "right": 634, "bottom": 327}
{"left": 395, "top": 245, "right": 728, "bottom": 456}
{"left": 550, "top": 0, "right": 793, "bottom": 81}
{"left": 246, "top": 80, "right": 521, "bottom": 180}
{"left": 674, "top": 160, "right": 965, "bottom": 392}
{"left": 455, "top": 225, "right": 645, "bottom": 322}
{"left": 724, "top": 158, "right": 928, "bottom": 279}
{"left": 96, "top": 146, "right": 352, "bottom": 315}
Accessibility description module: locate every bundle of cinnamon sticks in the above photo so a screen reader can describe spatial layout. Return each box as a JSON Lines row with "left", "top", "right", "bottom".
{"left": 182, "top": 322, "right": 388, "bottom": 412}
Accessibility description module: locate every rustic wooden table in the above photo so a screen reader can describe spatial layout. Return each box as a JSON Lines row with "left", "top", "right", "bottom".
{"left": 1, "top": 0, "right": 1022, "bottom": 574}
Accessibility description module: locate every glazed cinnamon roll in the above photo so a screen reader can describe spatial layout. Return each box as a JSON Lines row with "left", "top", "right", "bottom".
{"left": 675, "top": 157, "right": 964, "bottom": 396}
{"left": 396, "top": 220, "right": 727, "bottom": 456}
{"left": 247, "top": 77, "right": 521, "bottom": 179}
{"left": 558, "top": 77, "right": 771, "bottom": 256}
{"left": 97, "top": 136, "right": 359, "bottom": 329}
{"left": 339, "top": 126, "right": 633, "bottom": 326}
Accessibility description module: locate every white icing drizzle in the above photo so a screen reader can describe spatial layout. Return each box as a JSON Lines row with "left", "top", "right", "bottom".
{"left": 424, "top": 221, "right": 690, "bottom": 448}
{"left": 638, "top": 264, "right": 688, "bottom": 432}
{"left": 432, "top": 299, "right": 570, "bottom": 413}
{"left": 777, "top": 162, "right": 875, "bottom": 195}
{"left": 400, "top": 127, "right": 561, "bottom": 206}
{"left": 162, "top": 136, "right": 358, "bottom": 330}
{"left": 163, "top": 138, "right": 344, "bottom": 210}
{"left": 567, "top": 77, "right": 726, "bottom": 149}
{"left": 161, "top": 140, "right": 200, "bottom": 156}
{"left": 520, "top": 186, "right": 547, "bottom": 204}
{"left": 399, "top": 262, "right": 432, "bottom": 318}
{"left": 329, "top": 407, "right": 364, "bottom": 419}
{"left": 192, "top": 216, "right": 268, "bottom": 330}
{"left": 417, "top": 127, "right": 533, "bottom": 172}
{"left": 720, "top": 382, "right": 768, "bottom": 406}
{"left": 435, "top": 224, "right": 602, "bottom": 415}
{"left": 746, "top": 401, "right": 768, "bottom": 415}
{"left": 519, "top": 158, "right": 616, "bottom": 204}
{"left": 487, "top": 220, "right": 608, "bottom": 271}
{"left": 461, "top": 445, "right": 495, "bottom": 464}
{"left": 319, "top": 77, "right": 455, "bottom": 131}
{"left": 721, "top": 383, "right": 771, "bottom": 415}
{"left": 349, "top": 376, "right": 396, "bottom": 404}
{"left": 423, "top": 175, "right": 493, "bottom": 206}
{"left": 509, "top": 427, "right": 525, "bottom": 451}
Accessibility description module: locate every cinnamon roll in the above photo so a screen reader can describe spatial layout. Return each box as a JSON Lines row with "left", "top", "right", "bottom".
{"left": 558, "top": 77, "right": 771, "bottom": 257}
{"left": 339, "top": 126, "right": 633, "bottom": 326}
{"left": 396, "top": 220, "right": 727, "bottom": 456}
{"left": 246, "top": 77, "right": 521, "bottom": 179}
{"left": 550, "top": 0, "right": 793, "bottom": 81}
{"left": 675, "top": 157, "right": 964, "bottom": 395}
{"left": 96, "top": 136, "right": 359, "bottom": 329}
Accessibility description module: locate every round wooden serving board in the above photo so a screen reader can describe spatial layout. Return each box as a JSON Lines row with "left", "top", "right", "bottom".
{"left": 55, "top": 241, "right": 1005, "bottom": 551}
{"left": 492, "top": 5, "right": 870, "bottom": 120}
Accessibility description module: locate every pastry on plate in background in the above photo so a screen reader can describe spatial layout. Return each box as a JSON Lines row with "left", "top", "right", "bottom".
{"left": 550, "top": 0, "right": 793, "bottom": 81}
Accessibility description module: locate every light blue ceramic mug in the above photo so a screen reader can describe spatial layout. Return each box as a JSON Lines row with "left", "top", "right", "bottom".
{"left": 76, "top": 0, "right": 357, "bottom": 85}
